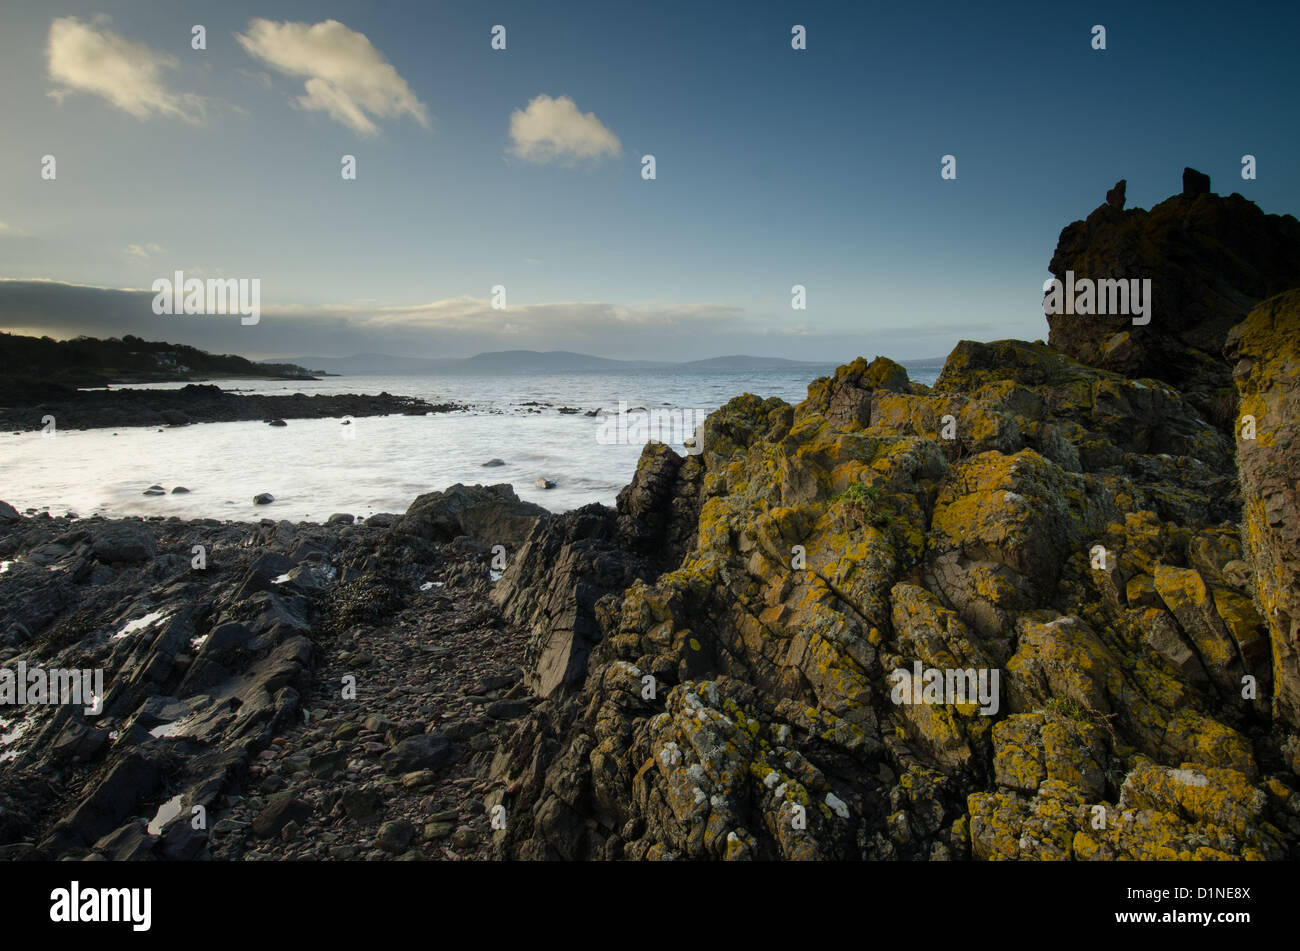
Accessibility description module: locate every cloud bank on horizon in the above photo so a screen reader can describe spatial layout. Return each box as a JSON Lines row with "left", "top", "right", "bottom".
{"left": 0, "top": 279, "right": 996, "bottom": 363}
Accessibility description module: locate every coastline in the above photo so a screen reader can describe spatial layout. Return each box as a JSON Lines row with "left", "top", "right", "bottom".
{"left": 1, "top": 383, "right": 465, "bottom": 433}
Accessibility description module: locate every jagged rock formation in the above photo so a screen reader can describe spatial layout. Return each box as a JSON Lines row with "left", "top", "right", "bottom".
{"left": 488, "top": 340, "right": 1299, "bottom": 860}
{"left": 1105, "top": 179, "right": 1125, "bottom": 210}
{"left": 491, "top": 444, "right": 703, "bottom": 699}
{"left": 1227, "top": 289, "right": 1300, "bottom": 736}
{"left": 1046, "top": 169, "right": 1300, "bottom": 428}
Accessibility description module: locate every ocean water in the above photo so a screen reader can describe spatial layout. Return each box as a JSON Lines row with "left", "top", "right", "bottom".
{"left": 1, "top": 367, "right": 941, "bottom": 522}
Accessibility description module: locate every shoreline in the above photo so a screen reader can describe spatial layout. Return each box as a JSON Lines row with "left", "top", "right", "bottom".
{"left": 2, "top": 322, "right": 1299, "bottom": 861}
{"left": 0, "top": 383, "right": 466, "bottom": 433}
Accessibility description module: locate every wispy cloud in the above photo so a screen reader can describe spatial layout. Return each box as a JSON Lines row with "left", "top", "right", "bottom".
{"left": 509, "top": 95, "right": 621, "bottom": 165}
{"left": 46, "top": 17, "right": 205, "bottom": 122}
{"left": 0, "top": 221, "right": 24, "bottom": 237}
{"left": 124, "top": 243, "right": 164, "bottom": 261}
{"left": 236, "top": 19, "right": 429, "bottom": 136}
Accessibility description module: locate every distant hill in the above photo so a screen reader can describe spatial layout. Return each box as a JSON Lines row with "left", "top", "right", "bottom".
{"left": 0, "top": 332, "right": 316, "bottom": 390}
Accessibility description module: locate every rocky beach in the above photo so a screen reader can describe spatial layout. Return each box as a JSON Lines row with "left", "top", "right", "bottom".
{"left": 0, "top": 383, "right": 464, "bottom": 433}
{"left": 3, "top": 171, "right": 1300, "bottom": 862}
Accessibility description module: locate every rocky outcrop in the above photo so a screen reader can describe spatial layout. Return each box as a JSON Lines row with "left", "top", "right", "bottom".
{"left": 0, "top": 384, "right": 465, "bottom": 432}
{"left": 487, "top": 338, "right": 1298, "bottom": 861}
{"left": 386, "top": 483, "right": 546, "bottom": 550}
{"left": 1227, "top": 289, "right": 1300, "bottom": 735}
{"left": 1046, "top": 169, "right": 1300, "bottom": 428}
{"left": 491, "top": 443, "right": 703, "bottom": 699}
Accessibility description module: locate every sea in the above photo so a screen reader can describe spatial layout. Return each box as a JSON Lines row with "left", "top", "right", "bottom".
{"left": 1, "top": 366, "right": 942, "bottom": 522}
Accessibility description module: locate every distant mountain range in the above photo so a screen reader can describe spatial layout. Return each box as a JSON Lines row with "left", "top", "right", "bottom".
{"left": 280, "top": 350, "right": 948, "bottom": 376}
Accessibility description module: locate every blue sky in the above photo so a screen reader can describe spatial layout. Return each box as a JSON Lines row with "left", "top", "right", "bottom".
{"left": 1, "top": 0, "right": 1297, "bottom": 361}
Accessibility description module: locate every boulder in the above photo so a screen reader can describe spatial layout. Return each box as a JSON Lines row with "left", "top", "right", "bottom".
{"left": 91, "top": 523, "right": 156, "bottom": 563}
{"left": 388, "top": 483, "right": 545, "bottom": 548}
{"left": 380, "top": 733, "right": 459, "bottom": 775}
{"left": 252, "top": 792, "right": 311, "bottom": 838}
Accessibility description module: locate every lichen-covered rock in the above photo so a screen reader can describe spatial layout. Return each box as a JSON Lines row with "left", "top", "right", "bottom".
{"left": 1227, "top": 288, "right": 1300, "bottom": 731}
{"left": 470, "top": 178, "right": 1300, "bottom": 862}
{"left": 488, "top": 310, "right": 1297, "bottom": 861}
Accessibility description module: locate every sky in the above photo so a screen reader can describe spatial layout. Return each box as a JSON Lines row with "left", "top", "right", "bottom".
{"left": 0, "top": 0, "right": 1297, "bottom": 363}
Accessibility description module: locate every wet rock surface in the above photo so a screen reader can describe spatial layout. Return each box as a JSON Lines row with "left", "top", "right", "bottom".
{"left": 0, "top": 485, "right": 536, "bottom": 861}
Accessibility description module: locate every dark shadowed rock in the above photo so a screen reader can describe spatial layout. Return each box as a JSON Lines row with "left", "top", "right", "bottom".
{"left": 252, "top": 792, "right": 311, "bottom": 837}
{"left": 1182, "top": 166, "right": 1211, "bottom": 197}
{"left": 493, "top": 441, "right": 707, "bottom": 699}
{"left": 376, "top": 818, "right": 414, "bottom": 852}
{"left": 91, "top": 820, "right": 157, "bottom": 861}
{"left": 381, "top": 733, "right": 459, "bottom": 775}
{"left": 486, "top": 698, "right": 531, "bottom": 719}
{"left": 91, "top": 522, "right": 156, "bottom": 563}
{"left": 1046, "top": 169, "right": 1300, "bottom": 427}
{"left": 493, "top": 506, "right": 642, "bottom": 698}
{"left": 340, "top": 786, "right": 383, "bottom": 821}
{"left": 388, "top": 483, "right": 545, "bottom": 548}
{"left": 1105, "top": 179, "right": 1126, "bottom": 209}
{"left": 38, "top": 752, "right": 162, "bottom": 855}
{"left": 254, "top": 493, "right": 274, "bottom": 505}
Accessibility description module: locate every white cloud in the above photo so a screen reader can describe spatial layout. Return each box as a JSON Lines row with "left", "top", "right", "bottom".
{"left": 0, "top": 221, "right": 23, "bottom": 237}
{"left": 236, "top": 19, "right": 429, "bottom": 136}
{"left": 509, "top": 95, "right": 622, "bottom": 164}
{"left": 46, "top": 17, "right": 204, "bottom": 122}
{"left": 124, "top": 243, "right": 163, "bottom": 261}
